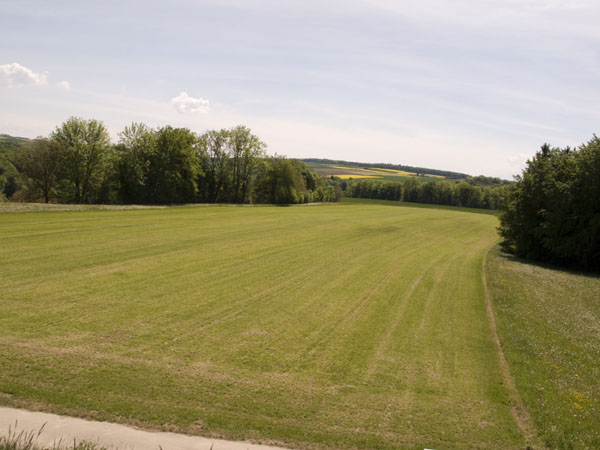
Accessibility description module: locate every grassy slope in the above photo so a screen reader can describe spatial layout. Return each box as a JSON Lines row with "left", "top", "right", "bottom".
{"left": 0, "top": 204, "right": 523, "bottom": 449}
{"left": 486, "top": 247, "right": 600, "bottom": 449}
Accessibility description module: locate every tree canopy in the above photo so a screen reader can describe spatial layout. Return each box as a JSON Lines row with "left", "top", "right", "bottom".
{"left": 3, "top": 117, "right": 341, "bottom": 205}
{"left": 51, "top": 117, "right": 113, "bottom": 203}
{"left": 498, "top": 136, "right": 600, "bottom": 271}
{"left": 344, "top": 177, "right": 506, "bottom": 210}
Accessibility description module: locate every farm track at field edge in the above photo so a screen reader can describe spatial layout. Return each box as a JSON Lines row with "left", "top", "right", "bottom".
{"left": 482, "top": 247, "right": 541, "bottom": 449}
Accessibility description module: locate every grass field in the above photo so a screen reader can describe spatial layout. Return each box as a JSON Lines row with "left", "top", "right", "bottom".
{"left": 342, "top": 197, "right": 499, "bottom": 216}
{"left": 486, "top": 248, "right": 600, "bottom": 449}
{"left": 1, "top": 202, "right": 525, "bottom": 449}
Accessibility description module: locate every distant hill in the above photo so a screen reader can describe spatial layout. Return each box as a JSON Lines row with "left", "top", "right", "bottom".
{"left": 302, "top": 158, "right": 469, "bottom": 179}
{"left": 303, "top": 158, "right": 511, "bottom": 186}
{"left": 0, "top": 134, "right": 31, "bottom": 150}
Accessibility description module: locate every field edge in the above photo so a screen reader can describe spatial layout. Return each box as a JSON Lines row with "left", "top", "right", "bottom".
{"left": 482, "top": 246, "right": 541, "bottom": 449}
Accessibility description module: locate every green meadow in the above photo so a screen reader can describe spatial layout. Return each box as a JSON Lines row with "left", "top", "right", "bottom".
{"left": 0, "top": 201, "right": 595, "bottom": 449}
{"left": 486, "top": 248, "right": 600, "bottom": 449}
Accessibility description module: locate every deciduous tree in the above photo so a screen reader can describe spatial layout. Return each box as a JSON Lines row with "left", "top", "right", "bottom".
{"left": 19, "top": 138, "right": 61, "bottom": 203}
{"left": 499, "top": 137, "right": 600, "bottom": 270}
{"left": 51, "top": 117, "right": 112, "bottom": 203}
{"left": 144, "top": 126, "right": 199, "bottom": 204}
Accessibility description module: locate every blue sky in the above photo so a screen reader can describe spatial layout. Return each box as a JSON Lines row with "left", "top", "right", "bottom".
{"left": 1, "top": 0, "right": 599, "bottom": 178}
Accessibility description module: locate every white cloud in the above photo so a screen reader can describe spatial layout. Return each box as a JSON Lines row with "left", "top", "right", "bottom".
{"left": 171, "top": 91, "right": 210, "bottom": 114}
{"left": 0, "top": 62, "right": 48, "bottom": 87}
{"left": 57, "top": 80, "right": 71, "bottom": 90}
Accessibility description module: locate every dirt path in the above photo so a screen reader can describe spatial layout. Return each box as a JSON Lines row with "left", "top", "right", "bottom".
{"left": 481, "top": 247, "right": 540, "bottom": 449}
{"left": 0, "top": 406, "right": 289, "bottom": 450}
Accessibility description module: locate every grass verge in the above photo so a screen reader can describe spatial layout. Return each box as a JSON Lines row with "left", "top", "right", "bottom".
{"left": 486, "top": 246, "right": 600, "bottom": 449}
{"left": 0, "top": 202, "right": 166, "bottom": 214}
{"left": 0, "top": 423, "right": 112, "bottom": 450}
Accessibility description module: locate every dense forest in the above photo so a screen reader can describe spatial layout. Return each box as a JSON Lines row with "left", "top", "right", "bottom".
{"left": 0, "top": 118, "right": 341, "bottom": 205}
{"left": 342, "top": 176, "right": 508, "bottom": 209}
{"left": 499, "top": 137, "right": 600, "bottom": 271}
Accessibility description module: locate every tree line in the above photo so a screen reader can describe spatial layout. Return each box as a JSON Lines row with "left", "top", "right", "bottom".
{"left": 499, "top": 137, "right": 600, "bottom": 271}
{"left": 1, "top": 118, "right": 341, "bottom": 205}
{"left": 343, "top": 176, "right": 508, "bottom": 210}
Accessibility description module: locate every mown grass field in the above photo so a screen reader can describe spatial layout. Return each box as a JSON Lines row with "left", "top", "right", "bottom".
{"left": 2, "top": 202, "right": 523, "bottom": 449}
{"left": 486, "top": 248, "right": 600, "bottom": 450}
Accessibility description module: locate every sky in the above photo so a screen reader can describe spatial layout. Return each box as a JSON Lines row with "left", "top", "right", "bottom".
{"left": 1, "top": 0, "right": 599, "bottom": 179}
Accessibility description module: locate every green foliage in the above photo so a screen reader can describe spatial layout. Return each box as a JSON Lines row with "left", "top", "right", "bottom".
{"left": 196, "top": 128, "right": 231, "bottom": 202}
{"left": 345, "top": 177, "right": 506, "bottom": 210}
{"left": 228, "top": 125, "right": 266, "bottom": 203}
{"left": 1, "top": 119, "right": 333, "bottom": 205}
{"left": 17, "top": 139, "right": 61, "bottom": 203}
{"left": 144, "top": 126, "right": 199, "bottom": 204}
{"left": 254, "top": 156, "right": 303, "bottom": 203}
{"left": 115, "top": 122, "right": 154, "bottom": 204}
{"left": 464, "top": 174, "right": 511, "bottom": 187}
{"left": 455, "top": 181, "right": 480, "bottom": 207}
{"left": 51, "top": 117, "right": 113, "bottom": 204}
{"left": 403, "top": 177, "right": 419, "bottom": 202}
{"left": 346, "top": 178, "right": 403, "bottom": 201}
{"left": 0, "top": 134, "right": 30, "bottom": 148}
{"left": 0, "top": 146, "right": 24, "bottom": 200}
{"left": 252, "top": 157, "right": 341, "bottom": 204}
{"left": 499, "top": 137, "right": 600, "bottom": 270}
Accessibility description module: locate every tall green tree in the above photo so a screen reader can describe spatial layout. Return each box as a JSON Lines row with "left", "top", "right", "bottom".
{"left": 0, "top": 149, "right": 21, "bottom": 200}
{"left": 418, "top": 182, "right": 437, "bottom": 204}
{"left": 499, "top": 138, "right": 600, "bottom": 270}
{"left": 455, "top": 182, "right": 481, "bottom": 208}
{"left": 197, "top": 129, "right": 230, "bottom": 202}
{"left": 436, "top": 181, "right": 455, "bottom": 205}
{"left": 229, "top": 125, "right": 266, "bottom": 203}
{"left": 51, "top": 117, "right": 112, "bottom": 203}
{"left": 571, "top": 136, "right": 600, "bottom": 268}
{"left": 19, "top": 138, "right": 61, "bottom": 203}
{"left": 116, "top": 122, "right": 154, "bottom": 203}
{"left": 0, "top": 135, "right": 29, "bottom": 200}
{"left": 255, "top": 156, "right": 303, "bottom": 204}
{"left": 403, "top": 177, "right": 419, "bottom": 202}
{"left": 144, "top": 126, "right": 200, "bottom": 204}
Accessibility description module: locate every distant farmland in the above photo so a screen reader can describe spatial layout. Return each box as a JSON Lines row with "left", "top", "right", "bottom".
{"left": 304, "top": 159, "right": 467, "bottom": 183}
{"left": 1, "top": 201, "right": 596, "bottom": 449}
{"left": 307, "top": 163, "right": 445, "bottom": 182}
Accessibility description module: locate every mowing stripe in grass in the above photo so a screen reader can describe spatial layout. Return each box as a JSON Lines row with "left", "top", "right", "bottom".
{"left": 1, "top": 203, "right": 525, "bottom": 449}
